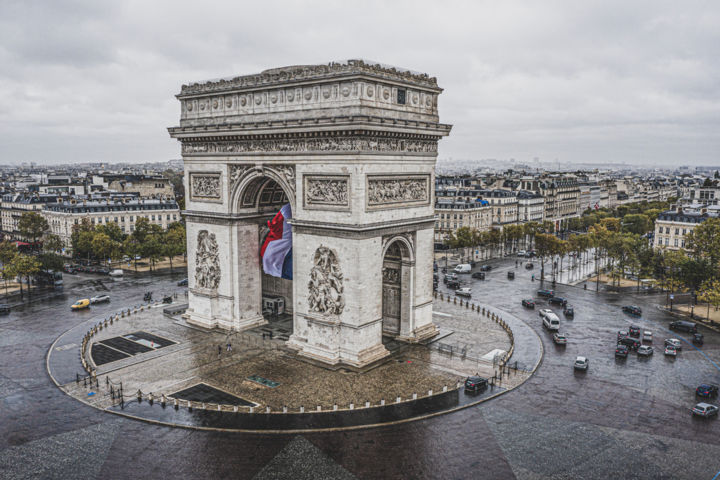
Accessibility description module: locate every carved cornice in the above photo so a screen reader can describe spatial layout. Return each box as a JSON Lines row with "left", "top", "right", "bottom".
{"left": 179, "top": 60, "right": 439, "bottom": 96}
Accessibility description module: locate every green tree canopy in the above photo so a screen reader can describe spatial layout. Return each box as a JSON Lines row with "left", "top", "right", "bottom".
{"left": 18, "top": 212, "right": 49, "bottom": 244}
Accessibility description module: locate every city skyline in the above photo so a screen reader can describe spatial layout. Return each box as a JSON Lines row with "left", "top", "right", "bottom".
{"left": 1, "top": 1, "right": 719, "bottom": 166}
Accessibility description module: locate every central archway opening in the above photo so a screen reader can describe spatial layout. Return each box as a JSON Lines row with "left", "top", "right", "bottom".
{"left": 381, "top": 240, "right": 412, "bottom": 341}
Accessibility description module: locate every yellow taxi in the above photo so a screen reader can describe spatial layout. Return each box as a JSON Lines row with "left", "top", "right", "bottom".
{"left": 71, "top": 299, "right": 91, "bottom": 310}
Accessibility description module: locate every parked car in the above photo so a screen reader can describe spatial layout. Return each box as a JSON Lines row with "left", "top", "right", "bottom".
{"left": 134, "top": 255, "right": 142, "bottom": 260}
{"left": 696, "top": 384, "right": 719, "bottom": 398}
{"left": 455, "top": 287, "right": 472, "bottom": 297}
{"left": 615, "top": 344, "right": 629, "bottom": 358}
{"left": 629, "top": 325, "right": 641, "bottom": 338}
{"left": 549, "top": 296, "right": 567, "bottom": 306}
{"left": 693, "top": 333, "right": 704, "bottom": 345}
{"left": 622, "top": 305, "right": 642, "bottom": 316}
{"left": 553, "top": 333, "right": 567, "bottom": 345}
{"left": 669, "top": 321, "right": 698, "bottom": 333}
{"left": 464, "top": 375, "right": 488, "bottom": 394}
{"left": 643, "top": 331, "right": 653, "bottom": 343}
{"left": 537, "top": 289, "right": 554, "bottom": 298}
{"left": 71, "top": 299, "right": 90, "bottom": 310}
{"left": 664, "top": 345, "right": 677, "bottom": 357}
{"left": 480, "top": 265, "right": 492, "bottom": 272}
{"left": 617, "top": 330, "right": 629, "bottom": 341}
{"left": 90, "top": 295, "right": 110, "bottom": 304}
{"left": 63, "top": 264, "right": 77, "bottom": 274}
{"left": 471, "top": 272, "right": 485, "bottom": 280}
{"left": 637, "top": 345, "right": 654, "bottom": 356}
{"left": 563, "top": 306, "right": 574, "bottom": 317}
{"left": 691, "top": 403, "right": 719, "bottom": 418}
{"left": 517, "top": 250, "right": 527, "bottom": 257}
{"left": 574, "top": 356, "right": 589, "bottom": 371}
{"left": 0, "top": 304, "right": 10, "bottom": 315}
{"left": 618, "top": 336, "right": 641, "bottom": 350}
{"left": 525, "top": 262, "right": 534, "bottom": 269}
{"left": 664, "top": 338, "right": 682, "bottom": 350}
{"left": 507, "top": 271, "right": 515, "bottom": 280}
{"left": 177, "top": 278, "right": 189, "bottom": 286}
{"left": 109, "top": 269, "right": 123, "bottom": 277}
{"left": 522, "top": 299, "right": 535, "bottom": 309}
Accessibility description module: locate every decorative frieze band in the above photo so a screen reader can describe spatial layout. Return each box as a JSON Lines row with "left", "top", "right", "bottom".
{"left": 182, "top": 137, "right": 437, "bottom": 155}
{"left": 304, "top": 175, "right": 350, "bottom": 210}
{"left": 367, "top": 175, "right": 430, "bottom": 209}
{"left": 190, "top": 173, "right": 222, "bottom": 202}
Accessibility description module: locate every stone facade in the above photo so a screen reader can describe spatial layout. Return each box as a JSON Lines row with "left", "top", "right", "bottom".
{"left": 169, "top": 60, "right": 451, "bottom": 368}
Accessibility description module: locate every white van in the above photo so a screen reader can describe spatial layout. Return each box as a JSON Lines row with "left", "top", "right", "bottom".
{"left": 454, "top": 264, "right": 472, "bottom": 274}
{"left": 109, "top": 269, "right": 124, "bottom": 277}
{"left": 543, "top": 314, "right": 560, "bottom": 331}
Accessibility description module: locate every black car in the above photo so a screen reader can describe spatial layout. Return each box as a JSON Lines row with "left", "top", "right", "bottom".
{"left": 615, "top": 344, "right": 629, "bottom": 358}
{"left": 525, "top": 262, "right": 534, "bottom": 270}
{"left": 507, "top": 271, "right": 515, "bottom": 279}
{"left": 480, "top": 265, "right": 492, "bottom": 272}
{"left": 0, "top": 304, "right": 9, "bottom": 315}
{"left": 177, "top": 278, "right": 189, "bottom": 286}
{"left": 522, "top": 299, "right": 536, "bottom": 308}
{"left": 444, "top": 273, "right": 458, "bottom": 284}
{"left": 618, "top": 336, "right": 641, "bottom": 350}
{"left": 669, "top": 321, "right": 697, "bottom": 333}
{"left": 548, "top": 296, "right": 567, "bottom": 306}
{"left": 622, "top": 305, "right": 642, "bottom": 316}
{"left": 537, "top": 289, "right": 554, "bottom": 298}
{"left": 447, "top": 280, "right": 460, "bottom": 290}
{"left": 563, "top": 306, "right": 574, "bottom": 317}
{"left": 464, "top": 376, "right": 488, "bottom": 394}
{"left": 629, "top": 325, "right": 641, "bottom": 338}
{"left": 696, "top": 384, "right": 719, "bottom": 398}
{"left": 471, "top": 272, "right": 485, "bottom": 280}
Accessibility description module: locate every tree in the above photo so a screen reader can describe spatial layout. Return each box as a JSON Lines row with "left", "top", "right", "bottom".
{"left": 8, "top": 254, "right": 41, "bottom": 299}
{"left": 163, "top": 224, "right": 186, "bottom": 272}
{"left": 91, "top": 233, "right": 114, "bottom": 266}
{"left": 622, "top": 214, "right": 651, "bottom": 235}
{"left": 131, "top": 217, "right": 153, "bottom": 244}
{"left": 71, "top": 219, "right": 95, "bottom": 260}
{"left": 534, "top": 233, "right": 561, "bottom": 281}
{"left": 686, "top": 218, "right": 720, "bottom": 268}
{"left": 599, "top": 217, "right": 621, "bottom": 232}
{"left": 17, "top": 212, "right": 49, "bottom": 246}
{"left": 0, "top": 241, "right": 17, "bottom": 299}
{"left": 656, "top": 250, "right": 688, "bottom": 305}
{"left": 699, "top": 279, "right": 720, "bottom": 321}
{"left": 43, "top": 234, "right": 63, "bottom": 254}
{"left": 141, "top": 225, "right": 165, "bottom": 272}
{"left": 96, "top": 223, "right": 126, "bottom": 243}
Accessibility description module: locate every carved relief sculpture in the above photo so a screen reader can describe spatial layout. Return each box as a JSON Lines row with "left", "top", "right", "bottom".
{"left": 195, "top": 230, "right": 221, "bottom": 290}
{"left": 305, "top": 177, "right": 348, "bottom": 206}
{"left": 229, "top": 164, "right": 251, "bottom": 187}
{"left": 382, "top": 267, "right": 400, "bottom": 285}
{"left": 182, "top": 137, "right": 437, "bottom": 155}
{"left": 308, "top": 246, "right": 345, "bottom": 316}
{"left": 368, "top": 176, "right": 429, "bottom": 206}
{"left": 191, "top": 174, "right": 221, "bottom": 198}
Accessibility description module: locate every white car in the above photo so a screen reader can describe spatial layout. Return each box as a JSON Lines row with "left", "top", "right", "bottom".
{"left": 109, "top": 269, "right": 123, "bottom": 277}
{"left": 455, "top": 287, "right": 472, "bottom": 297}
{"left": 90, "top": 295, "right": 110, "bottom": 304}
{"left": 517, "top": 250, "right": 527, "bottom": 257}
{"left": 539, "top": 308, "right": 554, "bottom": 319}
{"left": 637, "top": 345, "right": 653, "bottom": 356}
{"left": 643, "top": 331, "right": 652, "bottom": 343}
{"left": 574, "top": 356, "right": 589, "bottom": 371}
{"left": 664, "top": 345, "right": 677, "bottom": 357}
{"left": 664, "top": 338, "right": 682, "bottom": 350}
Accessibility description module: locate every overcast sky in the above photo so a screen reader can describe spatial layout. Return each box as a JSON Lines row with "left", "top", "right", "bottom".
{"left": 1, "top": 0, "right": 718, "bottom": 166}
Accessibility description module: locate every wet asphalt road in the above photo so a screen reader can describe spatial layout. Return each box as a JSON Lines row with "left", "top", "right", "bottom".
{"left": 2, "top": 262, "right": 720, "bottom": 479}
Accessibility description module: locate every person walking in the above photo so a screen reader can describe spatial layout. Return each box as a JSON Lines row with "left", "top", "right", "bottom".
{"left": 227, "top": 342, "right": 232, "bottom": 352}
{"left": 218, "top": 345, "right": 222, "bottom": 356}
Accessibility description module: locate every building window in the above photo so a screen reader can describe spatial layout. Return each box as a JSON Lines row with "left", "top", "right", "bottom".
{"left": 674, "top": 238, "right": 678, "bottom": 247}
{"left": 665, "top": 238, "right": 669, "bottom": 246}
{"left": 675, "top": 228, "right": 679, "bottom": 235}
{"left": 130, "top": 216, "right": 134, "bottom": 222}
{"left": 682, "top": 228, "right": 686, "bottom": 235}
{"left": 114, "top": 217, "right": 118, "bottom": 223}
{"left": 151, "top": 215, "right": 156, "bottom": 221}
{"left": 397, "top": 89, "right": 406, "bottom": 105}
{"left": 682, "top": 239, "right": 686, "bottom": 248}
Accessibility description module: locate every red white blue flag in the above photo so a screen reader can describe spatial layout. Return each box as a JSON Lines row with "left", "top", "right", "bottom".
{"left": 260, "top": 203, "right": 293, "bottom": 279}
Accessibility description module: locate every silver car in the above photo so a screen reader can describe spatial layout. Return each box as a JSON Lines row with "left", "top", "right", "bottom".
{"left": 90, "top": 295, "right": 110, "bottom": 304}
{"left": 637, "top": 345, "right": 653, "bottom": 356}
{"left": 664, "top": 338, "right": 682, "bottom": 350}
{"left": 692, "top": 403, "right": 719, "bottom": 418}
{"left": 574, "top": 356, "right": 589, "bottom": 371}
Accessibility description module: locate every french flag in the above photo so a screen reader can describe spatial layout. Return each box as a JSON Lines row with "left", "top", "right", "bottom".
{"left": 260, "top": 203, "right": 293, "bottom": 280}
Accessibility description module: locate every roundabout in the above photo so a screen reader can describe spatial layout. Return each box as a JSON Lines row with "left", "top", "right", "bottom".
{"left": 47, "top": 295, "right": 540, "bottom": 433}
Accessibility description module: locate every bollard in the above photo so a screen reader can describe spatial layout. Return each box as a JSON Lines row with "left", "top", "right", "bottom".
{"left": 233, "top": 406, "right": 238, "bottom": 412}
{"left": 148, "top": 393, "right": 153, "bottom": 405}
{"left": 266, "top": 407, "right": 270, "bottom": 413}
{"left": 76, "top": 373, "right": 80, "bottom": 384}
{"left": 137, "top": 390, "right": 142, "bottom": 402}
{"left": 217, "top": 404, "right": 221, "bottom": 411}
{"left": 412, "top": 393, "right": 417, "bottom": 400}
{"left": 188, "top": 401, "right": 193, "bottom": 411}
{"left": 453, "top": 297, "right": 456, "bottom": 304}
{"left": 333, "top": 404, "right": 338, "bottom": 411}
{"left": 396, "top": 396, "right": 402, "bottom": 403}
{"left": 282, "top": 406, "right": 287, "bottom": 413}
{"left": 201, "top": 403, "right": 205, "bottom": 410}
{"left": 161, "top": 394, "right": 166, "bottom": 407}
{"left": 428, "top": 389, "right": 433, "bottom": 396}
{"left": 83, "top": 377, "right": 87, "bottom": 387}
{"left": 300, "top": 406, "right": 304, "bottom": 413}
{"left": 443, "top": 385, "right": 448, "bottom": 392}
{"left": 317, "top": 405, "right": 322, "bottom": 412}
{"left": 106, "top": 377, "right": 109, "bottom": 386}
{"left": 381, "top": 399, "right": 385, "bottom": 406}
{"left": 174, "top": 398, "right": 178, "bottom": 409}
{"left": 349, "top": 403, "right": 354, "bottom": 410}
{"left": 365, "top": 401, "right": 370, "bottom": 408}
{"left": 249, "top": 406, "right": 254, "bottom": 413}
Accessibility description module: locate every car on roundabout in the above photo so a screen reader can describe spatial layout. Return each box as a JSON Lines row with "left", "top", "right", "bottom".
{"left": 563, "top": 306, "right": 574, "bottom": 317}
{"left": 0, "top": 304, "right": 10, "bottom": 315}
{"left": 539, "top": 308, "right": 555, "bottom": 319}
{"left": 537, "top": 289, "right": 554, "bottom": 298}
{"left": 696, "top": 384, "right": 719, "bottom": 398}
{"left": 643, "top": 331, "right": 653, "bottom": 343}
{"left": 629, "top": 325, "right": 641, "bottom": 338}
{"left": 617, "top": 330, "right": 629, "bottom": 341}
{"left": 574, "top": 356, "right": 589, "bottom": 371}
{"left": 553, "top": 333, "right": 567, "bottom": 345}
{"left": 622, "top": 305, "right": 642, "bottom": 316}
{"left": 692, "top": 403, "right": 719, "bottom": 418}
{"left": 664, "top": 345, "right": 678, "bottom": 357}
{"left": 615, "top": 344, "right": 629, "bottom": 358}
{"left": 177, "top": 278, "right": 189, "bottom": 286}
{"left": 637, "top": 345, "right": 654, "bottom": 356}
{"left": 471, "top": 272, "right": 485, "bottom": 280}
{"left": 522, "top": 299, "right": 535, "bottom": 309}
{"left": 664, "top": 338, "right": 682, "bottom": 350}
{"left": 455, "top": 287, "right": 472, "bottom": 297}
{"left": 71, "top": 299, "right": 90, "bottom": 310}
{"left": 480, "top": 265, "right": 493, "bottom": 272}
{"left": 548, "top": 296, "right": 567, "bottom": 306}
{"left": 464, "top": 375, "right": 488, "bottom": 394}
{"left": 90, "top": 295, "right": 110, "bottom": 304}
{"left": 618, "top": 336, "right": 641, "bottom": 350}
{"left": 525, "top": 262, "right": 534, "bottom": 269}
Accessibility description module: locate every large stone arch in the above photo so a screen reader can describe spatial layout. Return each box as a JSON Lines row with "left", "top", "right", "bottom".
{"left": 229, "top": 165, "right": 297, "bottom": 214}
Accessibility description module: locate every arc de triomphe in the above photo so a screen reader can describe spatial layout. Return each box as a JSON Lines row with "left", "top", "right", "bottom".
{"left": 169, "top": 60, "right": 451, "bottom": 368}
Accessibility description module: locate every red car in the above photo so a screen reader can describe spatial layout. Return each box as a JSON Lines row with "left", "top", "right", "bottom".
{"left": 629, "top": 325, "right": 641, "bottom": 338}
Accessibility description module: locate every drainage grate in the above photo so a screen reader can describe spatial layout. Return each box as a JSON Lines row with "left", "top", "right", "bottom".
{"left": 170, "top": 383, "right": 256, "bottom": 406}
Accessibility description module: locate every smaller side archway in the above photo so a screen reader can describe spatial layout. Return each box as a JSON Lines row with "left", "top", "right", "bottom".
{"left": 381, "top": 237, "right": 414, "bottom": 339}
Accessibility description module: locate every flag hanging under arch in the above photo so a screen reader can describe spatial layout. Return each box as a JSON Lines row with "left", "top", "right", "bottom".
{"left": 260, "top": 203, "right": 293, "bottom": 280}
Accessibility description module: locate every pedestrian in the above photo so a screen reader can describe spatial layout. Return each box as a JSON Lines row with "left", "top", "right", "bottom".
{"left": 218, "top": 345, "right": 222, "bottom": 356}
{"left": 531, "top": 274, "right": 535, "bottom": 282}
{"left": 227, "top": 342, "right": 232, "bottom": 352}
